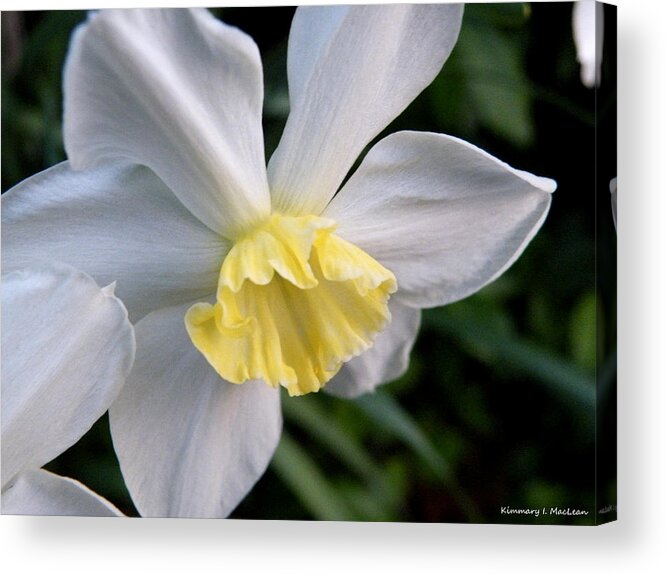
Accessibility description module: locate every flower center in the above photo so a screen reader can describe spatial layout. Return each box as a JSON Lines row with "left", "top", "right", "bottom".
{"left": 184, "top": 213, "right": 396, "bottom": 396}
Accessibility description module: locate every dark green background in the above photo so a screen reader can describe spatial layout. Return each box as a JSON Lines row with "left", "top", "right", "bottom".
{"left": 1, "top": 3, "right": 617, "bottom": 524}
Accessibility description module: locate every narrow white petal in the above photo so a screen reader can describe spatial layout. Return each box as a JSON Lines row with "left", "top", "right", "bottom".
{"left": 1, "top": 162, "right": 226, "bottom": 322}
{"left": 1, "top": 469, "right": 123, "bottom": 516}
{"left": 573, "top": 0, "right": 604, "bottom": 88}
{"left": 325, "top": 300, "right": 421, "bottom": 399}
{"left": 610, "top": 177, "right": 617, "bottom": 228}
{"left": 109, "top": 304, "right": 282, "bottom": 518}
{"left": 324, "top": 132, "right": 555, "bottom": 309}
{"left": 1, "top": 263, "right": 135, "bottom": 487}
{"left": 64, "top": 8, "right": 270, "bottom": 236}
{"left": 268, "top": 4, "right": 464, "bottom": 216}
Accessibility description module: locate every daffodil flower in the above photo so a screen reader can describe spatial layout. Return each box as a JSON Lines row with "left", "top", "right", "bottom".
{"left": 2, "top": 7, "right": 555, "bottom": 517}
{"left": 1, "top": 263, "right": 134, "bottom": 516}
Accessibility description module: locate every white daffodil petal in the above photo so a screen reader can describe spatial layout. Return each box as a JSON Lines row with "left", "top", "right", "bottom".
{"left": 573, "top": 0, "right": 604, "bottom": 88}
{"left": 1, "top": 162, "right": 226, "bottom": 322}
{"left": 109, "top": 303, "right": 282, "bottom": 518}
{"left": 610, "top": 177, "right": 617, "bottom": 228}
{"left": 1, "top": 263, "right": 135, "bottom": 488}
{"left": 64, "top": 8, "right": 270, "bottom": 236}
{"left": 325, "top": 300, "right": 421, "bottom": 399}
{"left": 325, "top": 132, "right": 555, "bottom": 309}
{"left": 1, "top": 469, "right": 123, "bottom": 516}
{"left": 268, "top": 4, "right": 464, "bottom": 216}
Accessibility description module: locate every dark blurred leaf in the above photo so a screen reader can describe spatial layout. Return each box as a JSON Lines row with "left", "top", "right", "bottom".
{"left": 430, "top": 4, "right": 535, "bottom": 148}
{"left": 424, "top": 302, "right": 595, "bottom": 415}
{"left": 271, "top": 430, "right": 356, "bottom": 521}
{"left": 354, "top": 391, "right": 483, "bottom": 522}
{"left": 355, "top": 391, "right": 450, "bottom": 480}
{"left": 569, "top": 292, "right": 598, "bottom": 370}
{"left": 2, "top": 11, "right": 83, "bottom": 190}
{"left": 458, "top": 22, "right": 534, "bottom": 147}
{"left": 282, "top": 394, "right": 382, "bottom": 482}
{"left": 18, "top": 11, "right": 84, "bottom": 78}
{"left": 464, "top": 3, "right": 531, "bottom": 30}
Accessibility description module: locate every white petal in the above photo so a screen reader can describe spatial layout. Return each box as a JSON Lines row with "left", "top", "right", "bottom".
{"left": 573, "top": 0, "right": 604, "bottom": 88}
{"left": 268, "top": 4, "right": 464, "bottom": 216}
{"left": 64, "top": 8, "right": 270, "bottom": 236}
{"left": 324, "top": 132, "right": 555, "bottom": 309}
{"left": 1, "top": 262, "right": 135, "bottom": 488}
{"left": 610, "top": 177, "right": 617, "bottom": 228}
{"left": 109, "top": 303, "right": 282, "bottom": 518}
{"left": 1, "top": 162, "right": 226, "bottom": 322}
{"left": 325, "top": 300, "right": 421, "bottom": 399}
{"left": 1, "top": 469, "right": 123, "bottom": 516}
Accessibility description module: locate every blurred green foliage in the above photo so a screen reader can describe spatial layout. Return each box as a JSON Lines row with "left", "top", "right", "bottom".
{"left": 1, "top": 3, "right": 616, "bottom": 524}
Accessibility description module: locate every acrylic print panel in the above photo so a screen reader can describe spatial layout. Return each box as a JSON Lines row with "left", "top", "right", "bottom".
{"left": 1, "top": 2, "right": 616, "bottom": 524}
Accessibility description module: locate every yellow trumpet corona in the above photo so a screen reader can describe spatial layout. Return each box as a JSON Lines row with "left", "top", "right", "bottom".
{"left": 185, "top": 213, "right": 396, "bottom": 396}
